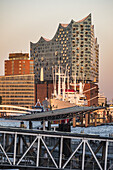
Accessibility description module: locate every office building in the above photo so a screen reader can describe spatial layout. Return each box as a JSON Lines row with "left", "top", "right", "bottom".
{"left": 0, "top": 74, "right": 35, "bottom": 108}
{"left": 5, "top": 53, "right": 34, "bottom": 76}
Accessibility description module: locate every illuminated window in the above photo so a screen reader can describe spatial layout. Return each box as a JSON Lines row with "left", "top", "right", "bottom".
{"left": 41, "top": 57, "right": 44, "bottom": 61}
{"left": 55, "top": 51, "right": 58, "bottom": 56}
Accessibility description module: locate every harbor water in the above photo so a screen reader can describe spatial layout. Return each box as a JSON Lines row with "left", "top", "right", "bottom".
{"left": 0, "top": 118, "right": 113, "bottom": 137}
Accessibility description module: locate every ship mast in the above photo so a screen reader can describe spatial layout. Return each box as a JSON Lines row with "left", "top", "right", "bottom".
{"left": 62, "top": 66, "right": 67, "bottom": 101}
{"left": 58, "top": 65, "right": 61, "bottom": 97}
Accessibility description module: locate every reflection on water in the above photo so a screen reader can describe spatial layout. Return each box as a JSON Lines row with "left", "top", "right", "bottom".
{"left": 71, "top": 125, "right": 113, "bottom": 137}
{"left": 0, "top": 118, "right": 113, "bottom": 137}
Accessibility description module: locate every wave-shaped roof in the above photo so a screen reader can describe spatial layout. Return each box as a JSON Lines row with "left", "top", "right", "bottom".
{"left": 61, "top": 24, "right": 69, "bottom": 28}
{"left": 31, "top": 14, "right": 91, "bottom": 43}
{"left": 42, "top": 37, "right": 50, "bottom": 42}
{"left": 77, "top": 14, "right": 91, "bottom": 23}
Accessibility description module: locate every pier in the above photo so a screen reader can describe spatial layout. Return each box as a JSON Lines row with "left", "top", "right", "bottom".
{"left": 0, "top": 126, "right": 113, "bottom": 170}
{"left": 1, "top": 105, "right": 112, "bottom": 127}
{"left": 12, "top": 106, "right": 111, "bottom": 128}
{"left": 0, "top": 105, "right": 113, "bottom": 169}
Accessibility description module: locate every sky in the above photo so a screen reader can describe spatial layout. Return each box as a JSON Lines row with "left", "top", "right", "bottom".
{"left": 0, "top": 0, "right": 113, "bottom": 101}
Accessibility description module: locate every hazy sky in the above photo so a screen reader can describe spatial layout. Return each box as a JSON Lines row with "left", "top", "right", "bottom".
{"left": 0, "top": 0, "right": 113, "bottom": 100}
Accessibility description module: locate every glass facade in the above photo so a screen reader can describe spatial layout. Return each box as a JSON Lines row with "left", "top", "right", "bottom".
{"left": 30, "top": 14, "right": 99, "bottom": 83}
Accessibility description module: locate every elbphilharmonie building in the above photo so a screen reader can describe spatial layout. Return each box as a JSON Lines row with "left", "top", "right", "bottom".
{"left": 30, "top": 13, "right": 99, "bottom": 84}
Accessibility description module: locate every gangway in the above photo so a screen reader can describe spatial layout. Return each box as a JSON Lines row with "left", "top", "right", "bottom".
{"left": 0, "top": 126, "right": 113, "bottom": 169}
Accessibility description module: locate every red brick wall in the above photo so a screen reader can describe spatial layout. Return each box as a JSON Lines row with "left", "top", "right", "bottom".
{"left": 36, "top": 83, "right": 54, "bottom": 104}
{"left": 84, "top": 83, "right": 98, "bottom": 106}
{"left": 5, "top": 60, "right": 12, "bottom": 75}
{"left": 5, "top": 60, "right": 33, "bottom": 76}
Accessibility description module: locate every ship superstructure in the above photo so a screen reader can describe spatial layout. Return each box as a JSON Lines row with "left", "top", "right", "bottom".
{"left": 52, "top": 65, "right": 87, "bottom": 106}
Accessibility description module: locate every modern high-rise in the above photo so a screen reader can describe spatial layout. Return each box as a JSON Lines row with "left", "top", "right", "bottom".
{"left": 30, "top": 13, "right": 99, "bottom": 84}
{"left": 5, "top": 53, "right": 34, "bottom": 76}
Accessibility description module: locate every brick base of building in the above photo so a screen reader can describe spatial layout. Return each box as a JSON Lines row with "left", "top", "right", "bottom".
{"left": 35, "top": 82, "right": 98, "bottom": 107}
{"left": 35, "top": 82, "right": 54, "bottom": 104}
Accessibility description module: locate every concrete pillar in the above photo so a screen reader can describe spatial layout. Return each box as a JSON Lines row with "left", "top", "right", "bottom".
{"left": 48, "top": 121, "right": 51, "bottom": 130}
{"left": 107, "top": 110, "right": 110, "bottom": 123}
{"left": 58, "top": 123, "right": 71, "bottom": 158}
{"left": 94, "top": 112, "right": 97, "bottom": 127}
{"left": 43, "top": 120, "right": 46, "bottom": 131}
{"left": 103, "top": 110, "right": 106, "bottom": 123}
{"left": 29, "top": 121, "right": 32, "bottom": 129}
{"left": 88, "top": 113, "right": 90, "bottom": 125}
{"left": 29, "top": 121, "right": 33, "bottom": 143}
{"left": 80, "top": 113, "right": 83, "bottom": 126}
{"left": 85, "top": 113, "right": 88, "bottom": 127}
{"left": 109, "top": 114, "right": 112, "bottom": 123}
{"left": 73, "top": 115, "right": 76, "bottom": 127}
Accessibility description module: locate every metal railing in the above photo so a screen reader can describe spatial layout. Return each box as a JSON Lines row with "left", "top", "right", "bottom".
{"left": 0, "top": 127, "right": 113, "bottom": 169}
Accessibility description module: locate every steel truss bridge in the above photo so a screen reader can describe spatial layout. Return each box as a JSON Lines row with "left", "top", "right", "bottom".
{"left": 0, "top": 127, "right": 113, "bottom": 170}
